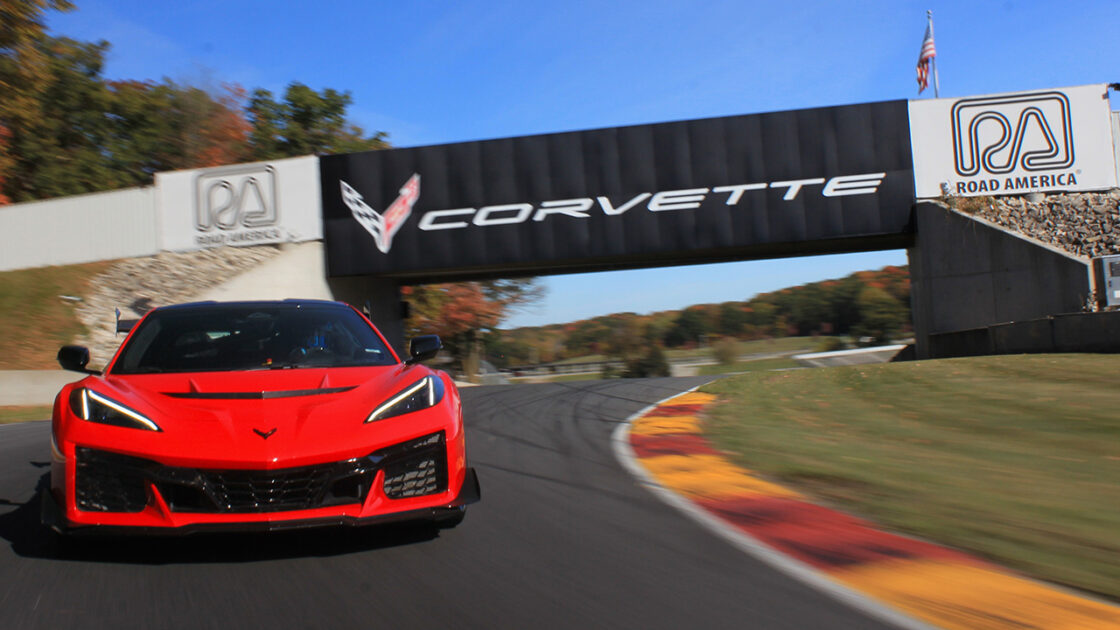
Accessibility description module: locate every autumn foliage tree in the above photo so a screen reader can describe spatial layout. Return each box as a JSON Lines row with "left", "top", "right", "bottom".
{"left": 402, "top": 279, "right": 543, "bottom": 374}
{"left": 488, "top": 265, "right": 913, "bottom": 367}
{"left": 0, "top": 31, "right": 257, "bottom": 201}
{"left": 0, "top": 0, "right": 75, "bottom": 202}
{"left": 0, "top": 1, "right": 388, "bottom": 202}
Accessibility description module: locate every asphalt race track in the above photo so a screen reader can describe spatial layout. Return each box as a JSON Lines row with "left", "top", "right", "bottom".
{"left": 0, "top": 378, "right": 899, "bottom": 629}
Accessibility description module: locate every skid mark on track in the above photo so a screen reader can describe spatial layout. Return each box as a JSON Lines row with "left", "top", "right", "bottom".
{"left": 623, "top": 391, "right": 1120, "bottom": 630}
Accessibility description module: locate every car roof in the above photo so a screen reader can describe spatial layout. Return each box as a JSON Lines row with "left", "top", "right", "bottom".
{"left": 154, "top": 299, "right": 351, "bottom": 313}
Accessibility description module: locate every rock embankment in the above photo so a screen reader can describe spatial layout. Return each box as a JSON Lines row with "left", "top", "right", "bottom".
{"left": 950, "top": 190, "right": 1120, "bottom": 260}
{"left": 76, "top": 245, "right": 281, "bottom": 367}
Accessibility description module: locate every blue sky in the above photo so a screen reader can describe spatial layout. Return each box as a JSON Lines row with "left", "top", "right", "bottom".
{"left": 48, "top": 0, "right": 1120, "bottom": 327}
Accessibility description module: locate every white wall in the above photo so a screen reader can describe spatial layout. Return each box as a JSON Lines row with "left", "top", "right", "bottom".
{"left": 0, "top": 187, "right": 158, "bottom": 271}
{"left": 1112, "top": 111, "right": 1120, "bottom": 188}
{"left": 0, "top": 155, "right": 323, "bottom": 272}
{"left": 189, "top": 241, "right": 333, "bottom": 302}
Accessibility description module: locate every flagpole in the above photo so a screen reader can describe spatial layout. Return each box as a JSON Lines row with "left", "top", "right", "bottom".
{"left": 928, "top": 10, "right": 940, "bottom": 98}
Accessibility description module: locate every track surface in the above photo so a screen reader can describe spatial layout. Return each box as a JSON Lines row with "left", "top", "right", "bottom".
{"left": 0, "top": 378, "right": 897, "bottom": 629}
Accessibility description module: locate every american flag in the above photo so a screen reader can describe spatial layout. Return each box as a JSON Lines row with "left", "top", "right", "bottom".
{"left": 916, "top": 20, "right": 936, "bottom": 94}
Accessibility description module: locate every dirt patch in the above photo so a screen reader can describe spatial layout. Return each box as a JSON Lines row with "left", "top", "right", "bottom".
{"left": 0, "top": 261, "right": 113, "bottom": 369}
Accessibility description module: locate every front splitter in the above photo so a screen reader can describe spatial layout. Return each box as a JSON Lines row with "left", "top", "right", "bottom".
{"left": 43, "top": 467, "right": 480, "bottom": 537}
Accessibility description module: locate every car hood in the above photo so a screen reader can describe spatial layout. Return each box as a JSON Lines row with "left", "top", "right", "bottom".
{"left": 74, "top": 365, "right": 439, "bottom": 467}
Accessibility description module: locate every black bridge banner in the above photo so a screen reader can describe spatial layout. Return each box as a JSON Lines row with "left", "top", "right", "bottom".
{"left": 320, "top": 100, "right": 914, "bottom": 280}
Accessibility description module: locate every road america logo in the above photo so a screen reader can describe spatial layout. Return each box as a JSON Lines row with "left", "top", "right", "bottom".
{"left": 951, "top": 91, "right": 1074, "bottom": 177}
{"left": 193, "top": 164, "right": 282, "bottom": 247}
{"left": 341, "top": 174, "right": 421, "bottom": 253}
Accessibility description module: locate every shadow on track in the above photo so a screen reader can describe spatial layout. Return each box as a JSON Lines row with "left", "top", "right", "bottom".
{"left": 0, "top": 473, "right": 441, "bottom": 565}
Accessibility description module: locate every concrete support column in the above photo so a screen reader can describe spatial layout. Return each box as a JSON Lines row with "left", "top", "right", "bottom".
{"left": 907, "top": 202, "right": 1092, "bottom": 359}
{"left": 327, "top": 276, "right": 406, "bottom": 355}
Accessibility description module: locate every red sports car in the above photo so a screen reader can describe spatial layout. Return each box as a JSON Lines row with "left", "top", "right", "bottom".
{"left": 43, "top": 299, "right": 479, "bottom": 535}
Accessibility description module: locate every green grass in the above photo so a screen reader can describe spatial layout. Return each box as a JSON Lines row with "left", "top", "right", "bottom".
{"left": 537, "top": 373, "right": 604, "bottom": 383}
{"left": 666, "top": 336, "right": 831, "bottom": 360}
{"left": 701, "top": 354, "right": 1120, "bottom": 600}
{"left": 552, "top": 336, "right": 828, "bottom": 366}
{"left": 0, "top": 405, "right": 53, "bottom": 423}
{"left": 553, "top": 354, "right": 610, "bottom": 365}
{"left": 697, "top": 357, "right": 800, "bottom": 375}
{"left": 0, "top": 261, "right": 111, "bottom": 369}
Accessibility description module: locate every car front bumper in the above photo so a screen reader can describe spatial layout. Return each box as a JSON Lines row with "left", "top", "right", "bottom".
{"left": 43, "top": 467, "right": 479, "bottom": 536}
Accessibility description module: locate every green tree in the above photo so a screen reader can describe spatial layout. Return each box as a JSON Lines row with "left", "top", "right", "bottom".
{"left": 717, "top": 302, "right": 748, "bottom": 337}
{"left": 566, "top": 319, "right": 609, "bottom": 357}
{"left": 784, "top": 284, "right": 830, "bottom": 335}
{"left": 0, "top": 0, "right": 75, "bottom": 201}
{"left": 105, "top": 80, "right": 250, "bottom": 186}
{"left": 744, "top": 300, "right": 778, "bottom": 332}
{"left": 3, "top": 36, "right": 114, "bottom": 201}
{"left": 623, "top": 344, "right": 670, "bottom": 378}
{"left": 711, "top": 337, "right": 738, "bottom": 365}
{"left": 604, "top": 314, "right": 644, "bottom": 362}
{"left": 247, "top": 83, "right": 388, "bottom": 159}
{"left": 1, "top": 27, "right": 253, "bottom": 201}
{"left": 853, "top": 286, "right": 907, "bottom": 343}
{"left": 0, "top": 0, "right": 72, "bottom": 54}
{"left": 823, "top": 277, "right": 863, "bottom": 334}
{"left": 664, "top": 308, "right": 707, "bottom": 347}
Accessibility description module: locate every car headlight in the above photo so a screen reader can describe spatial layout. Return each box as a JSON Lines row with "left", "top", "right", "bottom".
{"left": 69, "top": 388, "right": 162, "bottom": 432}
{"left": 365, "top": 376, "right": 445, "bottom": 423}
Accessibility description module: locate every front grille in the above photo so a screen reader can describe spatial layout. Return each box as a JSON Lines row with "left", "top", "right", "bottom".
{"left": 155, "top": 459, "right": 375, "bottom": 513}
{"left": 73, "top": 432, "right": 448, "bottom": 514}
{"left": 384, "top": 453, "right": 442, "bottom": 498}
{"left": 75, "top": 447, "right": 152, "bottom": 512}
{"left": 375, "top": 432, "right": 447, "bottom": 499}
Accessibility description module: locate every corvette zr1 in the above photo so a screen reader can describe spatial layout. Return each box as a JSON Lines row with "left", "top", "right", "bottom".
{"left": 42, "top": 299, "right": 479, "bottom": 535}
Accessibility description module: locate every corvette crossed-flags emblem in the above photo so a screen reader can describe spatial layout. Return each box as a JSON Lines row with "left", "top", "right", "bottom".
{"left": 340, "top": 174, "right": 421, "bottom": 254}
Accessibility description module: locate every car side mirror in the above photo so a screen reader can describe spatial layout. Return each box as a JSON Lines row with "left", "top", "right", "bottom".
{"left": 58, "top": 345, "right": 100, "bottom": 375}
{"left": 406, "top": 335, "right": 442, "bottom": 365}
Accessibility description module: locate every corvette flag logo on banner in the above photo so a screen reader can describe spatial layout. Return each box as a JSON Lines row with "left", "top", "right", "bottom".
{"left": 341, "top": 174, "right": 420, "bottom": 253}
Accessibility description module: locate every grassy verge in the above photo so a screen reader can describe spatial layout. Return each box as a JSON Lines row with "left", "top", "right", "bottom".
{"left": 552, "top": 336, "right": 830, "bottom": 366}
{"left": 0, "top": 261, "right": 112, "bottom": 369}
{"left": 0, "top": 405, "right": 53, "bottom": 423}
{"left": 701, "top": 354, "right": 1120, "bottom": 600}
{"left": 539, "top": 373, "right": 603, "bottom": 383}
{"left": 697, "top": 357, "right": 800, "bottom": 375}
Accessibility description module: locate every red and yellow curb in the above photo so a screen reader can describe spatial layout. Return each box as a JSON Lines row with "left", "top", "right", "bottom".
{"left": 626, "top": 391, "right": 1120, "bottom": 630}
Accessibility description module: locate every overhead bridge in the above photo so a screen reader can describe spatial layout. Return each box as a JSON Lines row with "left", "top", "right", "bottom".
{"left": 3, "top": 84, "right": 1118, "bottom": 359}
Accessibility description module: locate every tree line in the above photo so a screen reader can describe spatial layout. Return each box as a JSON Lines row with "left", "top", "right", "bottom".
{"left": 0, "top": 0, "right": 387, "bottom": 204}
{"left": 0, "top": 0, "right": 541, "bottom": 371}
{"left": 485, "top": 265, "right": 911, "bottom": 369}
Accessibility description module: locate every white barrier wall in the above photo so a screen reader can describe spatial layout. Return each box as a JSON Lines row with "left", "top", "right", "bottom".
{"left": 156, "top": 155, "right": 322, "bottom": 251}
{"left": 0, "top": 187, "right": 158, "bottom": 271}
{"left": 1112, "top": 111, "right": 1120, "bottom": 187}
{"left": 0, "top": 156, "right": 322, "bottom": 271}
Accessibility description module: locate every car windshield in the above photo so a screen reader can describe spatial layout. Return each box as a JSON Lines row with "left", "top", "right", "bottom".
{"left": 112, "top": 303, "right": 397, "bottom": 374}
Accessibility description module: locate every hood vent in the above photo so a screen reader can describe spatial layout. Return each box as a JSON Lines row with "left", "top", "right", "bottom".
{"left": 163, "top": 386, "right": 356, "bottom": 400}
